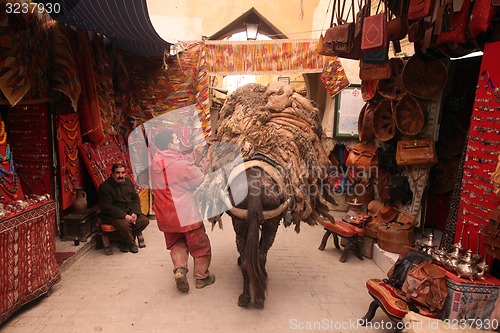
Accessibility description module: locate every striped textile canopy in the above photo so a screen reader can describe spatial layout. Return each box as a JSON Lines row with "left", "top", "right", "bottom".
{"left": 40, "top": 0, "right": 169, "bottom": 58}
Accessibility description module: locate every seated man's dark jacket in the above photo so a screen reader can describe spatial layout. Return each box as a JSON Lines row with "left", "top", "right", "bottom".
{"left": 98, "top": 177, "right": 142, "bottom": 224}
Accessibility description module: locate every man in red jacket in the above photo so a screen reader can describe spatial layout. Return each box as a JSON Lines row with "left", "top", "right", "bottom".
{"left": 150, "top": 129, "right": 214, "bottom": 293}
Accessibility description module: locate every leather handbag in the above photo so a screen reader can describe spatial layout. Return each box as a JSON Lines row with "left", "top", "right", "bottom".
{"left": 320, "top": 0, "right": 368, "bottom": 57}
{"left": 436, "top": 0, "right": 473, "bottom": 44}
{"left": 361, "top": 1, "right": 388, "bottom": 51}
{"left": 345, "top": 143, "right": 379, "bottom": 169}
{"left": 469, "top": 0, "right": 498, "bottom": 38}
{"left": 401, "top": 261, "right": 448, "bottom": 311}
{"left": 337, "top": 0, "right": 372, "bottom": 60}
{"left": 396, "top": 138, "right": 438, "bottom": 166}
{"left": 408, "top": 0, "right": 436, "bottom": 20}
{"left": 359, "top": 60, "right": 391, "bottom": 81}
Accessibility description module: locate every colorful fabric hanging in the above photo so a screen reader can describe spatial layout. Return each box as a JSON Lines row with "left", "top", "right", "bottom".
{"left": 56, "top": 114, "right": 83, "bottom": 210}
{"left": 320, "top": 56, "right": 350, "bottom": 97}
{"left": 204, "top": 39, "right": 328, "bottom": 75}
{"left": 52, "top": 22, "right": 81, "bottom": 111}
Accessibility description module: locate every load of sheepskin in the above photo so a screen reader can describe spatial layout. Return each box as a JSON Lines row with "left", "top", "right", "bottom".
{"left": 196, "top": 81, "right": 336, "bottom": 232}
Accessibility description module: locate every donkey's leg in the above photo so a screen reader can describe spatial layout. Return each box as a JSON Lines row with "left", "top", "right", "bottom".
{"left": 233, "top": 218, "right": 251, "bottom": 307}
{"left": 253, "top": 219, "right": 280, "bottom": 309}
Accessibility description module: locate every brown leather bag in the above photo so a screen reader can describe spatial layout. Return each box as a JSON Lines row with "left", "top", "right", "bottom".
{"left": 361, "top": 9, "right": 388, "bottom": 51}
{"left": 321, "top": 24, "right": 355, "bottom": 56}
{"left": 377, "top": 221, "right": 415, "bottom": 253}
{"left": 387, "top": 0, "right": 409, "bottom": 53}
{"left": 401, "top": 261, "right": 448, "bottom": 311}
{"left": 345, "top": 143, "right": 379, "bottom": 169}
{"left": 319, "top": 0, "right": 367, "bottom": 57}
{"left": 408, "top": 0, "right": 436, "bottom": 20}
{"left": 396, "top": 138, "right": 438, "bottom": 166}
{"left": 359, "top": 60, "right": 391, "bottom": 81}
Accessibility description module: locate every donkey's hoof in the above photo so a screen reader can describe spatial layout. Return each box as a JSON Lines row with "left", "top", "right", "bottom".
{"left": 254, "top": 299, "right": 264, "bottom": 309}
{"left": 238, "top": 293, "right": 251, "bottom": 307}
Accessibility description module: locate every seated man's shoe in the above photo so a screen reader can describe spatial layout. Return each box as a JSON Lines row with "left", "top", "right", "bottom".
{"left": 128, "top": 244, "right": 139, "bottom": 254}
{"left": 174, "top": 268, "right": 189, "bottom": 292}
{"left": 119, "top": 242, "right": 129, "bottom": 253}
{"left": 137, "top": 233, "right": 146, "bottom": 248}
{"left": 195, "top": 274, "right": 215, "bottom": 289}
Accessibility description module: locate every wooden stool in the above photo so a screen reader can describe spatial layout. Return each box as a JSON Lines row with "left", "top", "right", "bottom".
{"left": 359, "top": 279, "right": 439, "bottom": 328}
{"left": 95, "top": 217, "right": 146, "bottom": 255}
{"left": 318, "top": 220, "right": 364, "bottom": 263}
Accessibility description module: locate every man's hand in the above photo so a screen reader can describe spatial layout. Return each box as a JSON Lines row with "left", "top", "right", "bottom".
{"left": 125, "top": 214, "right": 137, "bottom": 224}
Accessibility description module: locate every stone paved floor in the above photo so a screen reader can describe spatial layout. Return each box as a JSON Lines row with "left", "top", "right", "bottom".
{"left": 1, "top": 214, "right": 398, "bottom": 333}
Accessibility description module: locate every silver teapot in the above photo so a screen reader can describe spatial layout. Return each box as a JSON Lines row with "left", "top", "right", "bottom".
{"left": 431, "top": 249, "right": 448, "bottom": 266}
{"left": 456, "top": 249, "right": 478, "bottom": 281}
{"left": 444, "top": 242, "right": 463, "bottom": 272}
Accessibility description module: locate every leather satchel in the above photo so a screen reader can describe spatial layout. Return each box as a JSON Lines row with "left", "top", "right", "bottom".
{"left": 345, "top": 143, "right": 379, "bottom": 169}
{"left": 396, "top": 138, "right": 438, "bottom": 166}
{"left": 401, "top": 261, "right": 448, "bottom": 311}
{"left": 322, "top": 23, "right": 355, "bottom": 55}
{"left": 408, "top": 0, "right": 436, "bottom": 20}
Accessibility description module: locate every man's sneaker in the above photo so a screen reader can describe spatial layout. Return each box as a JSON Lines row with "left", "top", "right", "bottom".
{"left": 128, "top": 244, "right": 139, "bottom": 254}
{"left": 175, "top": 268, "right": 189, "bottom": 292}
{"left": 195, "top": 274, "right": 215, "bottom": 289}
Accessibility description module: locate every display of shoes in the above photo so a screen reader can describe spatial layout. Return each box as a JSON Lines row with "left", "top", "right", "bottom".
{"left": 175, "top": 267, "right": 189, "bottom": 292}
{"left": 195, "top": 274, "right": 215, "bottom": 289}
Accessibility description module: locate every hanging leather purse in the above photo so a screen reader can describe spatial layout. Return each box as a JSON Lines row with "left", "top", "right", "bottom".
{"left": 359, "top": 60, "right": 391, "bottom": 81}
{"left": 337, "top": 0, "right": 372, "bottom": 60}
{"left": 396, "top": 138, "right": 438, "bottom": 166}
{"left": 436, "top": 0, "right": 473, "bottom": 44}
{"left": 469, "top": 0, "right": 498, "bottom": 38}
{"left": 361, "top": 1, "right": 388, "bottom": 51}
{"left": 408, "top": 0, "right": 436, "bottom": 20}
{"left": 345, "top": 143, "right": 379, "bottom": 169}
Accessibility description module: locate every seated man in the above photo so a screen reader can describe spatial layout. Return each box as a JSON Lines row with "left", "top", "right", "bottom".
{"left": 98, "top": 163, "right": 149, "bottom": 253}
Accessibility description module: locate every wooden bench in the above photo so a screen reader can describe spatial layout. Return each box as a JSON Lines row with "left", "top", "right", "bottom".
{"left": 359, "top": 279, "right": 439, "bottom": 329}
{"left": 95, "top": 214, "right": 146, "bottom": 255}
{"left": 318, "top": 220, "right": 364, "bottom": 263}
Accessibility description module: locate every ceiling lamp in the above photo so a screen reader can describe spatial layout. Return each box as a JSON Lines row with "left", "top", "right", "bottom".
{"left": 245, "top": 22, "right": 260, "bottom": 40}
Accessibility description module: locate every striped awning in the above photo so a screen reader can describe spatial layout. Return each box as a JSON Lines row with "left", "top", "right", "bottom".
{"left": 40, "top": 0, "right": 169, "bottom": 58}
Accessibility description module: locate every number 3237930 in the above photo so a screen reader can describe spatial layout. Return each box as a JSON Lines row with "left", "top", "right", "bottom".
{"left": 5, "top": 2, "right": 61, "bottom": 15}
{"left": 443, "top": 318, "right": 499, "bottom": 330}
